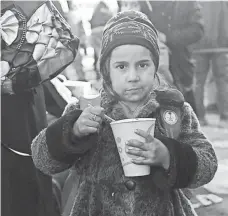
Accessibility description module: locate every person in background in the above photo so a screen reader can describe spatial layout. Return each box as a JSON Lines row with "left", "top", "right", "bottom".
{"left": 1, "top": 1, "right": 78, "bottom": 215}
{"left": 192, "top": 1, "right": 228, "bottom": 127}
{"left": 139, "top": 1, "right": 204, "bottom": 115}
{"left": 64, "top": 1, "right": 86, "bottom": 81}
{"left": 204, "top": 72, "right": 218, "bottom": 114}
{"left": 89, "top": 1, "right": 113, "bottom": 78}
{"left": 1, "top": 2, "right": 59, "bottom": 216}
{"left": 31, "top": 11, "right": 217, "bottom": 216}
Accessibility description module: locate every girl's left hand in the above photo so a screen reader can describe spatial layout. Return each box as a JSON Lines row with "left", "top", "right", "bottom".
{"left": 126, "top": 129, "right": 170, "bottom": 170}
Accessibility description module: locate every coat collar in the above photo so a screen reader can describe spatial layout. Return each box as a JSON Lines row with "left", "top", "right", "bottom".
{"left": 100, "top": 89, "right": 159, "bottom": 120}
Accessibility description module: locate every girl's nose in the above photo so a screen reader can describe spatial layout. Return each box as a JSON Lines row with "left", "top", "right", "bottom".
{"left": 127, "top": 68, "right": 140, "bottom": 82}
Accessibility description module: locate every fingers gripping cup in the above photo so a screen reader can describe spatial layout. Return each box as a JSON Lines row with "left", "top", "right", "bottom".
{"left": 110, "top": 118, "right": 156, "bottom": 177}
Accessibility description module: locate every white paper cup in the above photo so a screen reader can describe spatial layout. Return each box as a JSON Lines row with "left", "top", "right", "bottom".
{"left": 79, "top": 94, "right": 101, "bottom": 110}
{"left": 110, "top": 118, "right": 156, "bottom": 177}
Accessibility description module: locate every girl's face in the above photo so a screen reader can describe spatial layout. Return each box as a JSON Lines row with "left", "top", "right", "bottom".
{"left": 109, "top": 45, "right": 156, "bottom": 108}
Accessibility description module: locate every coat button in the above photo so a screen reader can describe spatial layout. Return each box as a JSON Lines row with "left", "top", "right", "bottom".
{"left": 124, "top": 180, "right": 136, "bottom": 190}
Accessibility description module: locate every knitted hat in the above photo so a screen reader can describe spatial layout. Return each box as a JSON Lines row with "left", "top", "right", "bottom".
{"left": 99, "top": 10, "right": 160, "bottom": 73}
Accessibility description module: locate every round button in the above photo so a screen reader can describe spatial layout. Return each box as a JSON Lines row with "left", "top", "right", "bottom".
{"left": 124, "top": 180, "right": 136, "bottom": 190}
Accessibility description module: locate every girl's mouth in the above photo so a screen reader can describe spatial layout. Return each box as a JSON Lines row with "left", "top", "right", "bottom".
{"left": 126, "top": 87, "right": 142, "bottom": 92}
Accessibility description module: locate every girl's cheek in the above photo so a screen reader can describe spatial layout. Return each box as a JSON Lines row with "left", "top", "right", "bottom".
{"left": 110, "top": 75, "right": 119, "bottom": 86}
{"left": 143, "top": 71, "right": 155, "bottom": 82}
{"left": 110, "top": 68, "right": 120, "bottom": 81}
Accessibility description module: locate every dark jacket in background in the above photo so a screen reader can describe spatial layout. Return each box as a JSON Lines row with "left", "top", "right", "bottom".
{"left": 1, "top": 86, "right": 59, "bottom": 216}
{"left": 2, "top": 88, "right": 47, "bottom": 154}
{"left": 1, "top": 1, "right": 65, "bottom": 216}
{"left": 142, "top": 1, "right": 204, "bottom": 93}
{"left": 43, "top": 81, "right": 67, "bottom": 118}
{"left": 191, "top": 1, "right": 228, "bottom": 52}
{"left": 90, "top": 1, "right": 113, "bottom": 29}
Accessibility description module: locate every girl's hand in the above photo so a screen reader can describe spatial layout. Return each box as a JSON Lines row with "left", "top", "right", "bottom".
{"left": 73, "top": 106, "right": 104, "bottom": 138}
{"left": 126, "top": 129, "right": 170, "bottom": 170}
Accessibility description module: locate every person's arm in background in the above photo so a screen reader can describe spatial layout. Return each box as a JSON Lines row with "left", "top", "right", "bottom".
{"left": 166, "top": 1, "right": 204, "bottom": 47}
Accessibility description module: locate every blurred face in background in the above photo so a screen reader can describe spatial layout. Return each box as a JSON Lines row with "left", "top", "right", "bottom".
{"left": 119, "top": 1, "right": 141, "bottom": 12}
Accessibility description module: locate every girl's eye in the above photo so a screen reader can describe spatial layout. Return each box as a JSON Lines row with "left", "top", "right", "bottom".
{"left": 116, "top": 65, "right": 126, "bottom": 70}
{"left": 138, "top": 63, "right": 148, "bottom": 69}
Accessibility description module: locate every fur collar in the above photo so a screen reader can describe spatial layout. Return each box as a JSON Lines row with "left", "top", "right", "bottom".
{"left": 100, "top": 89, "right": 159, "bottom": 120}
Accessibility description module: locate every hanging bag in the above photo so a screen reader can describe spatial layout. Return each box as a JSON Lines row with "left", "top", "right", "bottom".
{"left": 1, "top": 0, "right": 79, "bottom": 94}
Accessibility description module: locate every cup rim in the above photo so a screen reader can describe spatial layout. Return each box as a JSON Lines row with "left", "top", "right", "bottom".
{"left": 110, "top": 118, "right": 156, "bottom": 125}
{"left": 80, "top": 94, "right": 100, "bottom": 100}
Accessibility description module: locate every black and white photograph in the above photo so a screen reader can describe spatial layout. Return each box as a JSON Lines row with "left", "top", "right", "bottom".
{"left": 1, "top": 0, "right": 228, "bottom": 215}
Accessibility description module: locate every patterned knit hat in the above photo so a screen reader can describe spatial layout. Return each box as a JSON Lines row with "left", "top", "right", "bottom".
{"left": 99, "top": 10, "right": 160, "bottom": 73}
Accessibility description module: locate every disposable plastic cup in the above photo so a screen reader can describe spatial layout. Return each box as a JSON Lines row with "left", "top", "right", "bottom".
{"left": 110, "top": 118, "right": 156, "bottom": 177}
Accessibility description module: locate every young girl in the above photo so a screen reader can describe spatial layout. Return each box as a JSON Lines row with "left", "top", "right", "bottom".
{"left": 32, "top": 11, "right": 217, "bottom": 216}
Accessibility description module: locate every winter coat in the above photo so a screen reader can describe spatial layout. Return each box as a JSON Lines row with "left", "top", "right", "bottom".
{"left": 142, "top": 1, "right": 204, "bottom": 93}
{"left": 31, "top": 89, "right": 217, "bottom": 216}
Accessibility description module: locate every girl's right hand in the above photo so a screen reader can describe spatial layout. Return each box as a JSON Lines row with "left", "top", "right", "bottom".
{"left": 72, "top": 106, "right": 104, "bottom": 138}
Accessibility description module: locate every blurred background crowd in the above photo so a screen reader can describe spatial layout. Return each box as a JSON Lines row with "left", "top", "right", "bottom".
{"left": 49, "top": 0, "right": 228, "bottom": 128}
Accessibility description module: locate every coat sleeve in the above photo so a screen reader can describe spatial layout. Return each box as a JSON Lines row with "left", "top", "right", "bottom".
{"left": 166, "top": 1, "right": 204, "bottom": 46}
{"left": 153, "top": 102, "right": 217, "bottom": 190}
{"left": 177, "top": 103, "right": 218, "bottom": 188}
{"left": 31, "top": 103, "right": 97, "bottom": 175}
{"left": 31, "top": 128, "right": 71, "bottom": 175}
